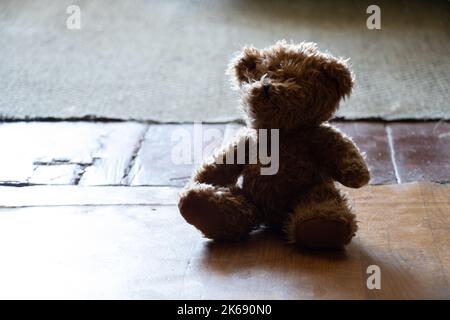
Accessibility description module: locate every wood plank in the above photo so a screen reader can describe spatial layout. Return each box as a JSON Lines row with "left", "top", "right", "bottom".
{"left": 387, "top": 122, "right": 450, "bottom": 183}
{"left": 353, "top": 182, "right": 450, "bottom": 299}
{"left": 126, "top": 124, "right": 197, "bottom": 187}
{"left": 129, "top": 122, "right": 396, "bottom": 187}
{"left": 128, "top": 124, "right": 243, "bottom": 187}
{"left": 79, "top": 123, "right": 148, "bottom": 186}
{"left": 1, "top": 121, "right": 449, "bottom": 187}
{"left": 28, "top": 164, "right": 82, "bottom": 185}
{"left": 130, "top": 122, "right": 395, "bottom": 186}
{"left": 0, "top": 205, "right": 200, "bottom": 299}
{"left": 0, "top": 183, "right": 448, "bottom": 299}
{"left": 0, "top": 122, "right": 147, "bottom": 186}
{"left": 0, "top": 186, "right": 180, "bottom": 207}
{"left": 334, "top": 122, "right": 396, "bottom": 185}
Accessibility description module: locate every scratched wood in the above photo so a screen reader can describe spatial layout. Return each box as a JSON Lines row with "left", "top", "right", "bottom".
{"left": 78, "top": 123, "right": 148, "bottom": 186}
{"left": 0, "top": 122, "right": 92, "bottom": 184}
{"left": 0, "top": 121, "right": 449, "bottom": 187}
{"left": 387, "top": 122, "right": 450, "bottom": 183}
{"left": 28, "top": 164, "right": 82, "bottom": 185}
{"left": 125, "top": 124, "right": 199, "bottom": 187}
{"left": 128, "top": 122, "right": 395, "bottom": 186}
{"left": 0, "top": 121, "right": 450, "bottom": 186}
{"left": 126, "top": 123, "right": 242, "bottom": 186}
{"left": 0, "top": 182, "right": 448, "bottom": 299}
{"left": 0, "top": 122, "right": 147, "bottom": 186}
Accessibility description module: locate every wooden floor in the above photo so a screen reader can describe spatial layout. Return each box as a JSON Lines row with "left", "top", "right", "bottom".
{"left": 0, "top": 182, "right": 448, "bottom": 299}
{"left": 1, "top": 121, "right": 449, "bottom": 187}
{"left": 0, "top": 121, "right": 449, "bottom": 299}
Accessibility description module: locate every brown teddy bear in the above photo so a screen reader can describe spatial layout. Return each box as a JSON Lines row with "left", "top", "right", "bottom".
{"left": 178, "top": 41, "right": 370, "bottom": 248}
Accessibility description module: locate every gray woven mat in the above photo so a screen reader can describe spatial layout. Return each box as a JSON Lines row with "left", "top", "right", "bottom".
{"left": 0, "top": 0, "right": 449, "bottom": 121}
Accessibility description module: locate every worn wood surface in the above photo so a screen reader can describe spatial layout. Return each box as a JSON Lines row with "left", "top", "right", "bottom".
{"left": 0, "top": 182, "right": 448, "bottom": 299}
{"left": 126, "top": 123, "right": 244, "bottom": 186}
{"left": 2, "top": 121, "right": 449, "bottom": 187}
{"left": 1, "top": 121, "right": 448, "bottom": 299}
{"left": 388, "top": 122, "right": 450, "bottom": 184}
{"left": 78, "top": 123, "right": 148, "bottom": 186}
{"left": 0, "top": 185, "right": 178, "bottom": 207}
{"left": 0, "top": 122, "right": 147, "bottom": 186}
{"left": 1, "top": 121, "right": 450, "bottom": 187}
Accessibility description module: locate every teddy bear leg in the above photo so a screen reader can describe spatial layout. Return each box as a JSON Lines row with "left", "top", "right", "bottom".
{"left": 284, "top": 184, "right": 358, "bottom": 249}
{"left": 178, "top": 183, "right": 259, "bottom": 241}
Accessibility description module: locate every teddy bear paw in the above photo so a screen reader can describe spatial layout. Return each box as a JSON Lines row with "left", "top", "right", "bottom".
{"left": 340, "top": 166, "right": 370, "bottom": 188}
{"left": 178, "top": 189, "right": 226, "bottom": 239}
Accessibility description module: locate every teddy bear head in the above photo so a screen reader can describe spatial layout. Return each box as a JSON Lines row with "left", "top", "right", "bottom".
{"left": 229, "top": 41, "right": 354, "bottom": 129}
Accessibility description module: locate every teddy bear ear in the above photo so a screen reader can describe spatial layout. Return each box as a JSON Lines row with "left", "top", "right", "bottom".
{"left": 228, "top": 46, "right": 262, "bottom": 85}
{"left": 323, "top": 58, "right": 354, "bottom": 98}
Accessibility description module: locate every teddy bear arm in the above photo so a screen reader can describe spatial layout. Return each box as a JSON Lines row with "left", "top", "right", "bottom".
{"left": 317, "top": 128, "right": 370, "bottom": 188}
{"left": 193, "top": 136, "right": 247, "bottom": 186}
{"left": 193, "top": 158, "right": 243, "bottom": 186}
{"left": 331, "top": 138, "right": 370, "bottom": 188}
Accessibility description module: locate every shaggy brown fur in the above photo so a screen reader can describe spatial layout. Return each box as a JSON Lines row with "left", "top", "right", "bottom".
{"left": 179, "top": 41, "right": 369, "bottom": 248}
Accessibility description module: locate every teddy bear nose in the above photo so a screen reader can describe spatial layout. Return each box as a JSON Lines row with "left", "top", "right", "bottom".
{"left": 263, "top": 83, "right": 271, "bottom": 96}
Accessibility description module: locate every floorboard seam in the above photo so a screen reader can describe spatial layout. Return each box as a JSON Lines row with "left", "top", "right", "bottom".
{"left": 386, "top": 125, "right": 402, "bottom": 184}
{"left": 120, "top": 125, "right": 149, "bottom": 185}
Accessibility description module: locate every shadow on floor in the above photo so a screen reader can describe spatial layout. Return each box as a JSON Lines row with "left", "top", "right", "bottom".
{"left": 196, "top": 227, "right": 441, "bottom": 299}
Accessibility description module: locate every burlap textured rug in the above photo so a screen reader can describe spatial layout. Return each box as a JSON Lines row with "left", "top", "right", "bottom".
{"left": 0, "top": 0, "right": 448, "bottom": 121}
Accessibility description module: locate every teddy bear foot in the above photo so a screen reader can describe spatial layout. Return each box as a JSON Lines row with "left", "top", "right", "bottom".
{"left": 291, "top": 218, "right": 355, "bottom": 249}
{"left": 178, "top": 188, "right": 226, "bottom": 240}
{"left": 178, "top": 185, "right": 259, "bottom": 241}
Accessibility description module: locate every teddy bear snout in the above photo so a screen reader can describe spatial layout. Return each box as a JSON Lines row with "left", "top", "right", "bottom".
{"left": 260, "top": 74, "right": 272, "bottom": 97}
{"left": 262, "top": 82, "right": 271, "bottom": 97}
